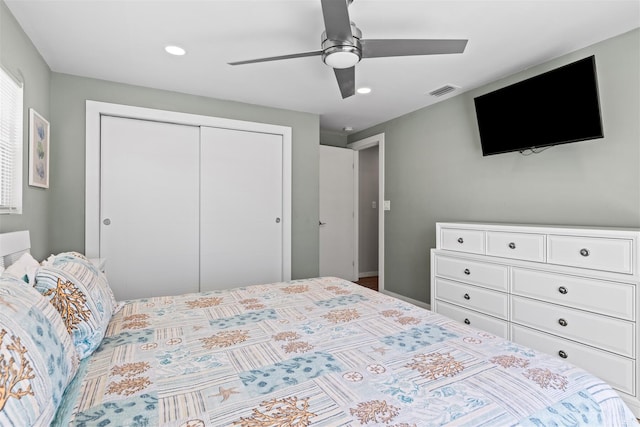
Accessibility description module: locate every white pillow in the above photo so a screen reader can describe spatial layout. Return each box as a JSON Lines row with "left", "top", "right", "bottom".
{"left": 3, "top": 252, "right": 39, "bottom": 284}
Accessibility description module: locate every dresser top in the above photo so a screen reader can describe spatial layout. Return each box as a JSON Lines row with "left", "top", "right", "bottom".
{"left": 436, "top": 222, "right": 640, "bottom": 235}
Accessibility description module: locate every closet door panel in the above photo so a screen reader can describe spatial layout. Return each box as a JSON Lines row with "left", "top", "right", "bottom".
{"left": 100, "top": 116, "right": 200, "bottom": 300}
{"left": 200, "top": 127, "right": 283, "bottom": 291}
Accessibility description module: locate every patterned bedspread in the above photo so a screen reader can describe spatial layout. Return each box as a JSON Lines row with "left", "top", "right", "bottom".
{"left": 53, "top": 277, "right": 637, "bottom": 426}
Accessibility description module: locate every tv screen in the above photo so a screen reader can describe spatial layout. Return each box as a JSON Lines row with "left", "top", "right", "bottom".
{"left": 474, "top": 56, "right": 604, "bottom": 156}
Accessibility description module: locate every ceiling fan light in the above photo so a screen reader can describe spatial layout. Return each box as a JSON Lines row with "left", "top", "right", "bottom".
{"left": 323, "top": 48, "right": 360, "bottom": 69}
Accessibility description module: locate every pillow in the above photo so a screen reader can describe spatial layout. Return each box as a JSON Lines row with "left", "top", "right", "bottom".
{"left": 41, "top": 251, "right": 89, "bottom": 266}
{"left": 42, "top": 252, "right": 116, "bottom": 313}
{"left": 34, "top": 257, "right": 116, "bottom": 359}
{"left": 3, "top": 252, "right": 39, "bottom": 284}
{"left": 0, "top": 277, "right": 78, "bottom": 426}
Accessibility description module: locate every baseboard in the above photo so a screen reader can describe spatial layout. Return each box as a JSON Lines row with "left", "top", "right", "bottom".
{"left": 381, "top": 289, "right": 430, "bottom": 310}
{"left": 359, "top": 271, "right": 378, "bottom": 278}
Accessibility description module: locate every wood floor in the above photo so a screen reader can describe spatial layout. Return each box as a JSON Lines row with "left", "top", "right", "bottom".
{"left": 354, "top": 276, "right": 378, "bottom": 291}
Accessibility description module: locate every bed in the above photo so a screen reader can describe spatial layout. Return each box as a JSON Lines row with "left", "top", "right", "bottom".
{"left": 0, "top": 231, "right": 637, "bottom": 426}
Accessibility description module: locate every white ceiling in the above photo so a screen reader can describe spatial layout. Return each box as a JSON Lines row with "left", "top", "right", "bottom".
{"left": 5, "top": 0, "right": 639, "bottom": 134}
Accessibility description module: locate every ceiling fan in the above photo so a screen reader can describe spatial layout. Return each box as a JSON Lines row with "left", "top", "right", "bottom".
{"left": 228, "top": 0, "right": 468, "bottom": 99}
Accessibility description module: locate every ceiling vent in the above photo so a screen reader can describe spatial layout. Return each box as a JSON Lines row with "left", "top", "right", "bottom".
{"left": 428, "top": 84, "right": 460, "bottom": 97}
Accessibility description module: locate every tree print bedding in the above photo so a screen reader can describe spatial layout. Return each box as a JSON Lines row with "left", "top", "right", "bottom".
{"left": 51, "top": 277, "right": 638, "bottom": 426}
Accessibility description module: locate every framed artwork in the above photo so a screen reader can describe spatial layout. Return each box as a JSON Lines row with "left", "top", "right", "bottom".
{"left": 29, "top": 108, "right": 50, "bottom": 188}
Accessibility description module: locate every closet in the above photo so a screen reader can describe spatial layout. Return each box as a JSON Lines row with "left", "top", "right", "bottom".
{"left": 87, "top": 103, "right": 291, "bottom": 300}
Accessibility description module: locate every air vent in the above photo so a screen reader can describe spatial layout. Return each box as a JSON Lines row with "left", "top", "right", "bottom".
{"left": 428, "top": 84, "right": 460, "bottom": 97}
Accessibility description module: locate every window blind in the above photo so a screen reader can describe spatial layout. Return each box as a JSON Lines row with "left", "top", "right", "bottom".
{"left": 0, "top": 66, "right": 23, "bottom": 214}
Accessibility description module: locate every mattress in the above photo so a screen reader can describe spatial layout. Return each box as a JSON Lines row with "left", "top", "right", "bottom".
{"left": 52, "top": 277, "right": 637, "bottom": 426}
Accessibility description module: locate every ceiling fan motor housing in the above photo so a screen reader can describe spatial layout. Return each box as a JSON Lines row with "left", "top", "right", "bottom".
{"left": 321, "top": 23, "right": 362, "bottom": 68}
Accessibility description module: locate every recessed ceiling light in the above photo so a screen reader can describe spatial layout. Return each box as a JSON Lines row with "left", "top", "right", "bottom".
{"left": 165, "top": 45, "right": 186, "bottom": 56}
{"left": 357, "top": 87, "right": 372, "bottom": 94}
{"left": 343, "top": 126, "right": 354, "bottom": 132}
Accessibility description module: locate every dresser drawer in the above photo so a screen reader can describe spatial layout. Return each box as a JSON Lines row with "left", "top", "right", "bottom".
{"left": 435, "top": 300, "right": 508, "bottom": 338}
{"left": 547, "top": 234, "right": 634, "bottom": 274}
{"left": 511, "top": 296, "right": 635, "bottom": 357}
{"left": 511, "top": 324, "right": 635, "bottom": 395}
{"left": 435, "top": 277, "right": 508, "bottom": 319}
{"left": 440, "top": 227, "right": 485, "bottom": 254}
{"left": 511, "top": 268, "right": 635, "bottom": 321}
{"left": 486, "top": 231, "right": 545, "bottom": 262}
{"left": 434, "top": 255, "right": 508, "bottom": 292}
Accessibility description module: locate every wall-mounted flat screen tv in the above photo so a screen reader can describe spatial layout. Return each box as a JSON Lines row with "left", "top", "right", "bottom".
{"left": 474, "top": 55, "right": 603, "bottom": 156}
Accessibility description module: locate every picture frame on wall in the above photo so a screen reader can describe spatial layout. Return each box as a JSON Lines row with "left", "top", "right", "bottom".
{"left": 28, "top": 108, "right": 50, "bottom": 188}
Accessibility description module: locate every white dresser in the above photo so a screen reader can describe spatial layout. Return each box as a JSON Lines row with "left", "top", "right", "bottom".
{"left": 430, "top": 222, "right": 640, "bottom": 416}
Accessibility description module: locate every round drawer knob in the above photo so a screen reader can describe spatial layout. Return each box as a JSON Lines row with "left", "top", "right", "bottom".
{"left": 457, "top": 237, "right": 464, "bottom": 244}
{"left": 508, "top": 242, "right": 516, "bottom": 249}
{"left": 558, "top": 318, "right": 568, "bottom": 327}
{"left": 463, "top": 268, "right": 471, "bottom": 275}
{"left": 558, "top": 286, "right": 568, "bottom": 294}
{"left": 464, "top": 318, "right": 471, "bottom": 325}
{"left": 579, "top": 248, "right": 590, "bottom": 257}
{"left": 558, "top": 350, "right": 568, "bottom": 359}
{"left": 463, "top": 293, "right": 470, "bottom": 300}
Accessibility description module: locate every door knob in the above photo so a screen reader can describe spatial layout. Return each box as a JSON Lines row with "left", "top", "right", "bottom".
{"left": 275, "top": 217, "right": 281, "bottom": 223}
{"left": 103, "top": 218, "right": 111, "bottom": 226}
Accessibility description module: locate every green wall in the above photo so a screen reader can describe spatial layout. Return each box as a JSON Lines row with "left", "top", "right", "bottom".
{"left": 49, "top": 73, "right": 320, "bottom": 279}
{"left": 350, "top": 29, "right": 640, "bottom": 303}
{"left": 320, "top": 130, "right": 349, "bottom": 147}
{"left": 0, "top": 1, "right": 51, "bottom": 259}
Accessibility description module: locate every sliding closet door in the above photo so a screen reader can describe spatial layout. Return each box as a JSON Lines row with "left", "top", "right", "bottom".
{"left": 200, "top": 127, "right": 283, "bottom": 291}
{"left": 100, "top": 116, "right": 200, "bottom": 300}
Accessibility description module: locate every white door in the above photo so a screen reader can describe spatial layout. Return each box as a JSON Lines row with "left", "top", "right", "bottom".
{"left": 200, "top": 127, "right": 284, "bottom": 291}
{"left": 319, "top": 145, "right": 356, "bottom": 281}
{"left": 100, "top": 116, "right": 200, "bottom": 300}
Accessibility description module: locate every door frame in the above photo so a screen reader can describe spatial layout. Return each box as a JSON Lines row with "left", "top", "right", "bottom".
{"left": 347, "top": 133, "right": 385, "bottom": 292}
{"left": 85, "top": 100, "right": 292, "bottom": 281}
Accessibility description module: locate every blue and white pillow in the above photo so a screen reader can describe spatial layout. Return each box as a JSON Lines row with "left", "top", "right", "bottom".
{"left": 35, "top": 255, "right": 116, "bottom": 359}
{"left": 0, "top": 276, "right": 79, "bottom": 426}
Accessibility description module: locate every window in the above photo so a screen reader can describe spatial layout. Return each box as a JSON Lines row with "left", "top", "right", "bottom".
{"left": 0, "top": 66, "right": 23, "bottom": 214}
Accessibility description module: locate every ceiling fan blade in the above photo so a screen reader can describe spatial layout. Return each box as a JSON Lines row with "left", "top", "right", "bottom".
{"left": 334, "top": 66, "right": 355, "bottom": 99}
{"left": 361, "top": 39, "right": 468, "bottom": 58}
{"left": 228, "top": 50, "right": 322, "bottom": 66}
{"left": 321, "top": 0, "right": 353, "bottom": 42}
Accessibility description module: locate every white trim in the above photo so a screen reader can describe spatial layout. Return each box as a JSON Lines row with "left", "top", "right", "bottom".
{"left": 348, "top": 133, "right": 385, "bottom": 292}
{"left": 381, "top": 289, "right": 430, "bottom": 310}
{"left": 85, "top": 100, "right": 292, "bottom": 281}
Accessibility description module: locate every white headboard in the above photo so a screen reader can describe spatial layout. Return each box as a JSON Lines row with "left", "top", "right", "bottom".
{"left": 0, "top": 230, "right": 30, "bottom": 268}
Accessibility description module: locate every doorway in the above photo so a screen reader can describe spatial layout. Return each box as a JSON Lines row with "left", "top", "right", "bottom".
{"left": 348, "top": 133, "right": 385, "bottom": 292}
{"left": 356, "top": 145, "right": 379, "bottom": 284}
